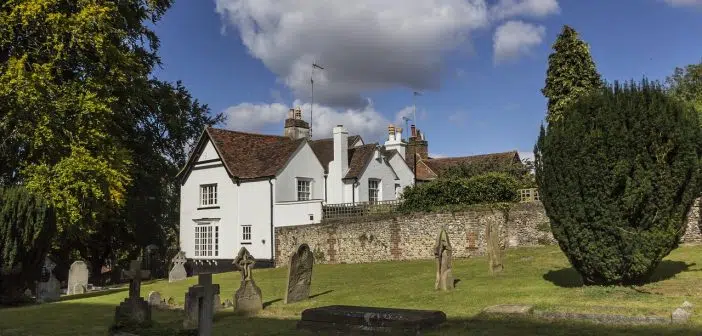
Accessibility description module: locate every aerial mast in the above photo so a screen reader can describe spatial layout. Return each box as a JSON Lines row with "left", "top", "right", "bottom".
{"left": 310, "top": 62, "right": 325, "bottom": 139}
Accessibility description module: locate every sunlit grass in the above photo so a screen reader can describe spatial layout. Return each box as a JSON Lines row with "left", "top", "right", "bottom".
{"left": 1, "top": 245, "right": 701, "bottom": 335}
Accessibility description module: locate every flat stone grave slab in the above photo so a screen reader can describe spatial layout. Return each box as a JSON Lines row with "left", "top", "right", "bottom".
{"left": 297, "top": 305, "right": 446, "bottom": 334}
{"left": 482, "top": 304, "right": 534, "bottom": 315}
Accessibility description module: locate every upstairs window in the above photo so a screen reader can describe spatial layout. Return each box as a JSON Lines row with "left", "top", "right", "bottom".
{"left": 369, "top": 179, "right": 380, "bottom": 203}
{"left": 200, "top": 184, "right": 218, "bottom": 207}
{"left": 297, "top": 179, "right": 311, "bottom": 201}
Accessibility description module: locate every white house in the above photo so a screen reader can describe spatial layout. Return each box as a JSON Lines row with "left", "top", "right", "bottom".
{"left": 176, "top": 107, "right": 414, "bottom": 273}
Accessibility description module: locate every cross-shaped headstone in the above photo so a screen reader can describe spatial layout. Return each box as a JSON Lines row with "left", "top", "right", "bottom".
{"left": 233, "top": 248, "right": 256, "bottom": 281}
{"left": 123, "top": 260, "right": 150, "bottom": 300}
{"left": 185, "top": 273, "right": 220, "bottom": 335}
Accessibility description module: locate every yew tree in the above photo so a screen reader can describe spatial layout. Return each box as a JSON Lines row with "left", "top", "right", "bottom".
{"left": 535, "top": 80, "right": 702, "bottom": 285}
{"left": 542, "top": 25, "right": 602, "bottom": 123}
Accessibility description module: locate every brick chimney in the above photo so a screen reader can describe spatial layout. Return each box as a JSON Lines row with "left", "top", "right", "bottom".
{"left": 407, "top": 124, "right": 429, "bottom": 168}
{"left": 283, "top": 107, "right": 310, "bottom": 140}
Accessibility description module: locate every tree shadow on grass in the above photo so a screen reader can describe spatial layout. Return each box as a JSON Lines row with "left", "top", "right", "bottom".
{"left": 2, "top": 302, "right": 702, "bottom": 336}
{"left": 544, "top": 261, "right": 694, "bottom": 288}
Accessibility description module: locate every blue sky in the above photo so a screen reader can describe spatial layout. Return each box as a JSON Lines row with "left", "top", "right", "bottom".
{"left": 152, "top": 0, "right": 702, "bottom": 160}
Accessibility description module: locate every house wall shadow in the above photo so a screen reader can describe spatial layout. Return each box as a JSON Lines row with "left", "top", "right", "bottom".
{"left": 543, "top": 260, "right": 695, "bottom": 288}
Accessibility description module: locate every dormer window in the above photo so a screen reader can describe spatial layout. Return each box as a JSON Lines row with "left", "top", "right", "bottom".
{"left": 200, "top": 184, "right": 218, "bottom": 207}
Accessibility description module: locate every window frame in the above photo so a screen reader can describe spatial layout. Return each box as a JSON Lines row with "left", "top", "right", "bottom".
{"left": 241, "top": 225, "right": 252, "bottom": 245}
{"left": 199, "top": 183, "right": 218, "bottom": 207}
{"left": 297, "top": 178, "right": 312, "bottom": 201}
{"left": 193, "top": 220, "right": 219, "bottom": 258}
{"left": 368, "top": 179, "right": 381, "bottom": 203}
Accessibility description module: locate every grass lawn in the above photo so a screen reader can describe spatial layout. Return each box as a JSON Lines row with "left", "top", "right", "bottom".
{"left": 1, "top": 245, "right": 701, "bottom": 335}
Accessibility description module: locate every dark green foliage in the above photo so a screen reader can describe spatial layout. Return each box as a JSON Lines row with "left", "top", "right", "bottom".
{"left": 399, "top": 173, "right": 519, "bottom": 212}
{"left": 542, "top": 25, "right": 602, "bottom": 123}
{"left": 0, "top": 186, "right": 56, "bottom": 303}
{"left": 535, "top": 79, "right": 702, "bottom": 285}
{"left": 441, "top": 159, "right": 536, "bottom": 188}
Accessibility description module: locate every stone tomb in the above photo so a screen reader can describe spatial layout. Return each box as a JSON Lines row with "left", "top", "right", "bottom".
{"left": 36, "top": 256, "right": 61, "bottom": 302}
{"left": 169, "top": 251, "right": 188, "bottom": 283}
{"left": 433, "top": 227, "right": 454, "bottom": 291}
{"left": 113, "top": 260, "right": 151, "bottom": 328}
{"left": 67, "top": 260, "right": 89, "bottom": 295}
{"left": 183, "top": 273, "right": 220, "bottom": 334}
{"left": 285, "top": 244, "right": 314, "bottom": 304}
{"left": 233, "top": 247, "right": 263, "bottom": 315}
{"left": 298, "top": 305, "right": 447, "bottom": 334}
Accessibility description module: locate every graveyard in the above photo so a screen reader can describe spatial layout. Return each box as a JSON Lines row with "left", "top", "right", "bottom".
{"left": 0, "top": 244, "right": 700, "bottom": 335}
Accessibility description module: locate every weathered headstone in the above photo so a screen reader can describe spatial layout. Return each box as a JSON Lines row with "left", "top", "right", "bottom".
{"left": 169, "top": 251, "right": 188, "bottom": 283}
{"left": 183, "top": 273, "right": 220, "bottom": 335}
{"left": 672, "top": 301, "right": 694, "bottom": 323}
{"left": 113, "top": 260, "right": 151, "bottom": 328}
{"left": 213, "top": 294, "right": 222, "bottom": 311}
{"left": 297, "top": 305, "right": 447, "bottom": 334}
{"left": 433, "top": 227, "right": 454, "bottom": 291}
{"left": 36, "top": 256, "right": 61, "bottom": 303}
{"left": 147, "top": 291, "right": 162, "bottom": 307}
{"left": 67, "top": 261, "right": 89, "bottom": 295}
{"left": 487, "top": 221, "right": 504, "bottom": 275}
{"left": 284, "top": 244, "right": 314, "bottom": 304}
{"left": 233, "top": 247, "right": 263, "bottom": 315}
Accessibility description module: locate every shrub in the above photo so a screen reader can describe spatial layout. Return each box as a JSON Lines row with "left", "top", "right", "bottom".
{"left": 0, "top": 186, "right": 56, "bottom": 303}
{"left": 399, "top": 173, "right": 519, "bottom": 212}
{"left": 535, "top": 80, "right": 702, "bottom": 285}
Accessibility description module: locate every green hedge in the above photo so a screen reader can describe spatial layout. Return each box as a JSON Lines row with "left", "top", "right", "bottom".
{"left": 399, "top": 173, "right": 519, "bottom": 212}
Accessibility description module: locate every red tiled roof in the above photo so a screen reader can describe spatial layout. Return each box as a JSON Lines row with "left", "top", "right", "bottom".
{"left": 344, "top": 144, "right": 378, "bottom": 179}
{"left": 417, "top": 151, "right": 521, "bottom": 180}
{"left": 309, "top": 136, "right": 366, "bottom": 173}
{"left": 204, "top": 127, "right": 305, "bottom": 179}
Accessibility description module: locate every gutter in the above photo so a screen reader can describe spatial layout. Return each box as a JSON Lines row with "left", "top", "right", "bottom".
{"left": 269, "top": 178, "right": 274, "bottom": 264}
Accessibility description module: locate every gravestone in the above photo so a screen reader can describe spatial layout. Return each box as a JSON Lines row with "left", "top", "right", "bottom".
{"left": 487, "top": 221, "right": 504, "bottom": 275}
{"left": 36, "top": 256, "right": 61, "bottom": 302}
{"left": 297, "top": 305, "right": 447, "bottom": 334}
{"left": 169, "top": 251, "right": 188, "bottom": 283}
{"left": 285, "top": 244, "right": 314, "bottom": 304}
{"left": 433, "top": 227, "right": 454, "bottom": 291}
{"left": 183, "top": 273, "right": 220, "bottom": 335}
{"left": 147, "top": 291, "right": 162, "bottom": 307}
{"left": 67, "top": 261, "right": 89, "bottom": 295}
{"left": 233, "top": 247, "right": 263, "bottom": 315}
{"left": 113, "top": 260, "right": 151, "bottom": 328}
{"left": 213, "top": 294, "right": 222, "bottom": 311}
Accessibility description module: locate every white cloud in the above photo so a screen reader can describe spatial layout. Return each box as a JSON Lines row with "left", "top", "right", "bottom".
{"left": 490, "top": 0, "right": 560, "bottom": 20}
{"left": 662, "top": 0, "right": 702, "bottom": 7}
{"left": 222, "top": 100, "right": 411, "bottom": 143}
{"left": 519, "top": 151, "right": 535, "bottom": 163}
{"left": 215, "top": 0, "right": 558, "bottom": 108}
{"left": 493, "top": 20, "right": 546, "bottom": 64}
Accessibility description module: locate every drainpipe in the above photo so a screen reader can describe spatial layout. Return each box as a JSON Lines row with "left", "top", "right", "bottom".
{"left": 269, "top": 178, "right": 274, "bottom": 265}
{"left": 324, "top": 174, "right": 328, "bottom": 203}
{"left": 352, "top": 177, "right": 358, "bottom": 205}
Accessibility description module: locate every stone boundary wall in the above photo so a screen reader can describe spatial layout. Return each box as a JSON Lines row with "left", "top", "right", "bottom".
{"left": 274, "top": 199, "right": 702, "bottom": 266}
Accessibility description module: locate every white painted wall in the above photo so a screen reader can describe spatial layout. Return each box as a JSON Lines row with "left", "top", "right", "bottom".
{"left": 180, "top": 160, "right": 238, "bottom": 261}
{"left": 198, "top": 140, "right": 219, "bottom": 162}
{"left": 356, "top": 149, "right": 398, "bottom": 202}
{"left": 275, "top": 143, "right": 325, "bottom": 202}
{"left": 236, "top": 179, "right": 274, "bottom": 260}
{"left": 180, "top": 138, "right": 274, "bottom": 261}
{"left": 274, "top": 200, "right": 322, "bottom": 227}
{"left": 387, "top": 154, "right": 414, "bottom": 196}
